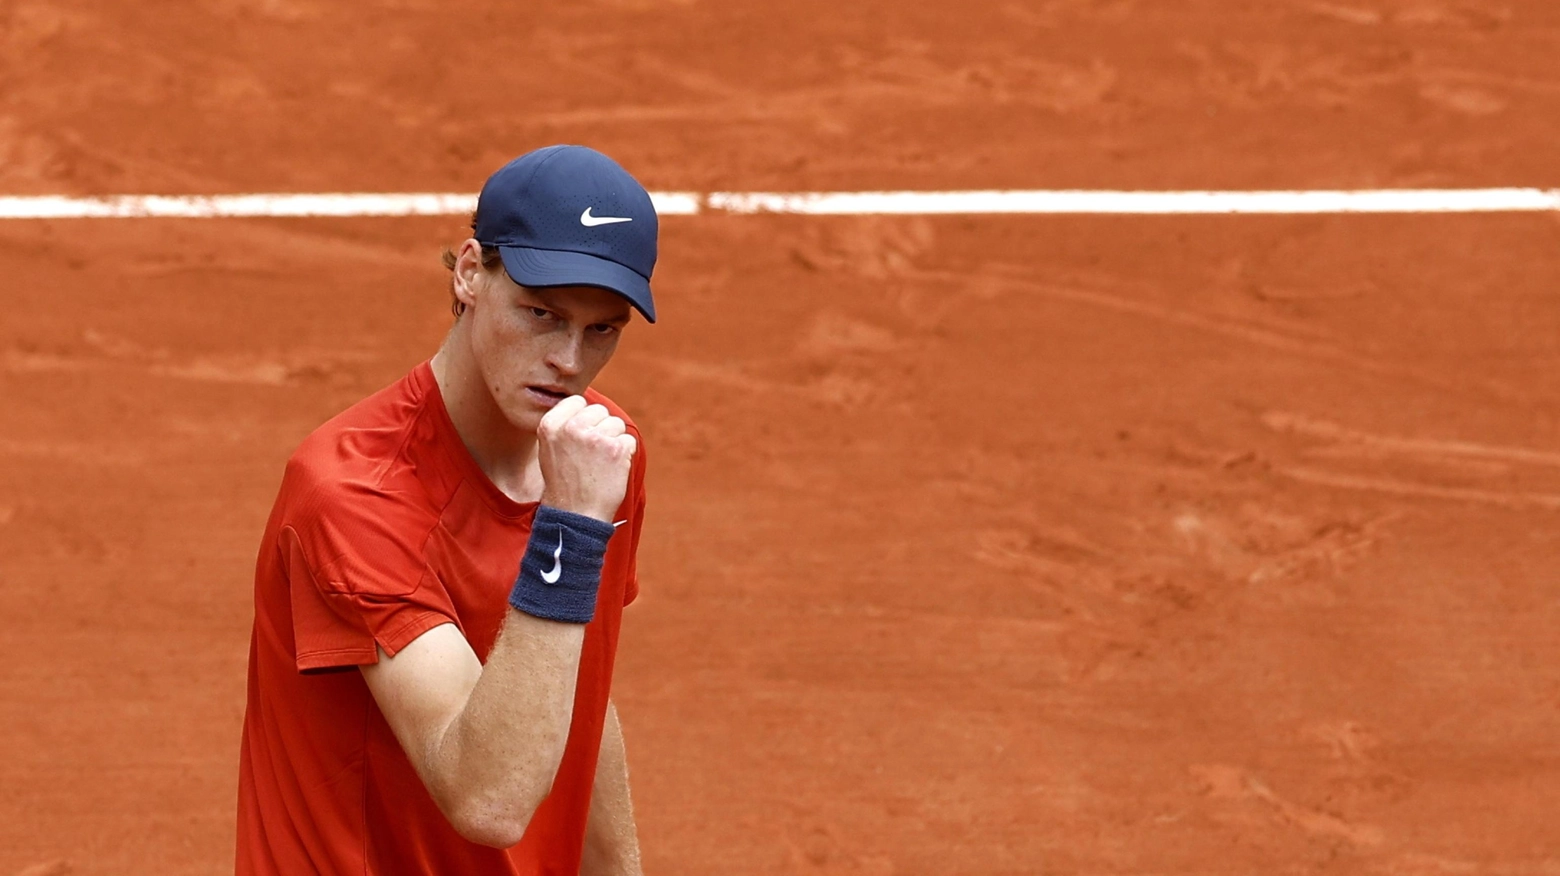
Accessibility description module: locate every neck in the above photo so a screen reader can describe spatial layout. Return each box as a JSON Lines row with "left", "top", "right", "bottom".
{"left": 430, "top": 323, "right": 541, "bottom": 502}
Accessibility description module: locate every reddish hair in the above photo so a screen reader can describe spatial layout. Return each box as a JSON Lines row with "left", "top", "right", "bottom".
{"left": 441, "top": 212, "right": 503, "bottom": 318}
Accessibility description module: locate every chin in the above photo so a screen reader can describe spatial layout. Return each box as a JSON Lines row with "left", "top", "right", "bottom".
{"left": 502, "top": 404, "right": 547, "bottom": 433}
{"left": 484, "top": 388, "right": 540, "bottom": 432}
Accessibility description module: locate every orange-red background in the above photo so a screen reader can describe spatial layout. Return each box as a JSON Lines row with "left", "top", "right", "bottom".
{"left": 3, "top": 1, "right": 1560, "bottom": 873}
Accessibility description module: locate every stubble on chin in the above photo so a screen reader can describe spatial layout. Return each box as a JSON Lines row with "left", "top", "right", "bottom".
{"left": 496, "top": 389, "right": 546, "bottom": 435}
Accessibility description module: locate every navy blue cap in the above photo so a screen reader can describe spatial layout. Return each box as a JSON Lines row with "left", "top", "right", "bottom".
{"left": 474, "top": 145, "right": 658, "bottom": 322}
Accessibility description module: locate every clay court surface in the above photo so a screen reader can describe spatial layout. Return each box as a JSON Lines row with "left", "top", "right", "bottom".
{"left": 4, "top": 1, "right": 1560, "bottom": 873}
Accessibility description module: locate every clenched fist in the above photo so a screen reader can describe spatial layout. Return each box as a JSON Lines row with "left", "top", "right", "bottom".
{"left": 536, "top": 396, "right": 637, "bottom": 523}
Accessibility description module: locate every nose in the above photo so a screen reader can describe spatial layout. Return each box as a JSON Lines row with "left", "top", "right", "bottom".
{"left": 545, "top": 329, "right": 585, "bottom": 377}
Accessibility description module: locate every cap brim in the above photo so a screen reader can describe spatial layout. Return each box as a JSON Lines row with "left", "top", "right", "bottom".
{"left": 498, "top": 246, "right": 656, "bottom": 323}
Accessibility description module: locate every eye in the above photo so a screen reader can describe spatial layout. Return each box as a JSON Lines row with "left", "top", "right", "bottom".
{"left": 528, "top": 307, "right": 555, "bottom": 321}
{"left": 590, "top": 323, "right": 620, "bottom": 335}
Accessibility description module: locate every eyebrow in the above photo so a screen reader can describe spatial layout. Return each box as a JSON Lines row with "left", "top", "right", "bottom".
{"left": 528, "top": 287, "right": 632, "bottom": 324}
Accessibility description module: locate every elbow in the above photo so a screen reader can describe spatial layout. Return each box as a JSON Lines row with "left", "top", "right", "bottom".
{"left": 440, "top": 770, "right": 559, "bottom": 849}
{"left": 432, "top": 738, "right": 569, "bottom": 848}
{"left": 448, "top": 808, "right": 530, "bottom": 849}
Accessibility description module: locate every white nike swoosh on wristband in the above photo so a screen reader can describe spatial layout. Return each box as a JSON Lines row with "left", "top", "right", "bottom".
{"left": 613, "top": 520, "right": 627, "bottom": 528}
{"left": 540, "top": 531, "right": 563, "bottom": 584}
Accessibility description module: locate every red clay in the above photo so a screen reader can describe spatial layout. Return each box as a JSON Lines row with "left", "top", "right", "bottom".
{"left": 4, "top": 2, "right": 1560, "bottom": 874}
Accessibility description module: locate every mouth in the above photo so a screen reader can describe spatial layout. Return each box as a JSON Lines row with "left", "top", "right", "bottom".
{"left": 524, "top": 384, "right": 571, "bottom": 407}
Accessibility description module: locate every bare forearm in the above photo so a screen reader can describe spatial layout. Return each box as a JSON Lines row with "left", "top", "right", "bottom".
{"left": 433, "top": 609, "right": 585, "bottom": 842}
{"left": 582, "top": 702, "right": 642, "bottom": 876}
{"left": 362, "top": 398, "right": 637, "bottom": 847}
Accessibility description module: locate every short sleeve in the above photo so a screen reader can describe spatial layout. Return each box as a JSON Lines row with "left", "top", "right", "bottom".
{"left": 282, "top": 480, "right": 457, "bottom": 672}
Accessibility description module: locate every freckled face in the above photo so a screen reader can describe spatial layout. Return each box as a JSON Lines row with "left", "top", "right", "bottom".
{"left": 466, "top": 271, "right": 632, "bottom": 433}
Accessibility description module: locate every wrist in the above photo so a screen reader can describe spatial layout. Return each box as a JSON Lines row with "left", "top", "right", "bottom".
{"left": 537, "top": 488, "right": 619, "bottom": 524}
{"left": 509, "top": 505, "right": 617, "bottom": 624}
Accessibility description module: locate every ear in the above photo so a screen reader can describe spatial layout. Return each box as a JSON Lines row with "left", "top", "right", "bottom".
{"left": 451, "top": 239, "right": 489, "bottom": 312}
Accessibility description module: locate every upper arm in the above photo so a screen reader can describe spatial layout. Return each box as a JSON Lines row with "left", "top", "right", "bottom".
{"left": 360, "top": 622, "right": 483, "bottom": 790}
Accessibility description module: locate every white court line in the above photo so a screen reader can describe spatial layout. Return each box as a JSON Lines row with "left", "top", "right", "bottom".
{"left": 705, "top": 188, "right": 1560, "bottom": 214}
{"left": 0, "top": 192, "right": 697, "bottom": 219}
{"left": 0, "top": 189, "right": 1558, "bottom": 219}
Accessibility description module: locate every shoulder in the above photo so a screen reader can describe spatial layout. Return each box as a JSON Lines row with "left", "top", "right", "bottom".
{"left": 293, "top": 368, "right": 429, "bottom": 472}
{"left": 277, "top": 368, "right": 441, "bottom": 532}
{"left": 582, "top": 387, "right": 648, "bottom": 488}
{"left": 582, "top": 387, "right": 645, "bottom": 448}
{"left": 581, "top": 387, "right": 639, "bottom": 433}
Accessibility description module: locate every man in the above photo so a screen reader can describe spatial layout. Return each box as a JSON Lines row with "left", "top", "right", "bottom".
{"left": 236, "top": 145, "right": 658, "bottom": 875}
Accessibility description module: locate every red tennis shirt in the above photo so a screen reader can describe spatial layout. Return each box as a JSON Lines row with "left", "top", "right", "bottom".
{"left": 236, "top": 360, "right": 645, "bottom": 875}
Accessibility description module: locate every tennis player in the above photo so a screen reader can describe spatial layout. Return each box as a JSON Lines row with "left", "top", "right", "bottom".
{"left": 236, "top": 145, "right": 659, "bottom": 875}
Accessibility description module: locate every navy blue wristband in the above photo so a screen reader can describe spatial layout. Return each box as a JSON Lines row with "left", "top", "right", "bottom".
{"left": 509, "top": 505, "right": 617, "bottom": 624}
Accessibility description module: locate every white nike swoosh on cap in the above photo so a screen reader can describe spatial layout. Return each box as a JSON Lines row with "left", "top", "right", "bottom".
{"left": 581, "top": 207, "right": 633, "bottom": 227}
